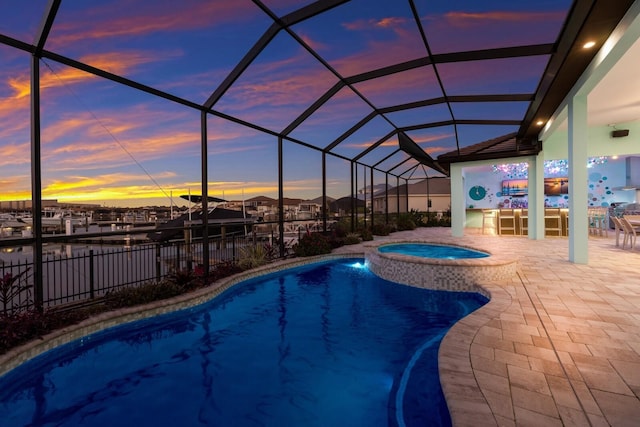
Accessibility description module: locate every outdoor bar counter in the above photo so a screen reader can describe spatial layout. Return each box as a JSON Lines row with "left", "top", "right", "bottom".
{"left": 466, "top": 208, "right": 569, "bottom": 236}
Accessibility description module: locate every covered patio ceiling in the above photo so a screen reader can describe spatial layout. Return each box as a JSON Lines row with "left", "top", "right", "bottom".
{"left": 1, "top": 0, "right": 635, "bottom": 185}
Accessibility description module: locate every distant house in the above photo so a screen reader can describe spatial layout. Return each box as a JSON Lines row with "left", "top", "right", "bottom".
{"left": 330, "top": 196, "right": 365, "bottom": 216}
{"left": 240, "top": 196, "right": 326, "bottom": 221}
{"left": 372, "top": 178, "right": 451, "bottom": 214}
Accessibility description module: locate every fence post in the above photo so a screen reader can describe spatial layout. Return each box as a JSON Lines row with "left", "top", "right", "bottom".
{"left": 176, "top": 245, "right": 181, "bottom": 271}
{"left": 232, "top": 234, "right": 237, "bottom": 261}
{"left": 89, "top": 250, "right": 95, "bottom": 299}
{"left": 184, "top": 225, "right": 192, "bottom": 271}
{"left": 155, "top": 244, "right": 161, "bottom": 282}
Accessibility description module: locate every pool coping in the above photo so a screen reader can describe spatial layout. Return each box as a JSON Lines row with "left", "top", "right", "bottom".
{"left": 0, "top": 249, "right": 512, "bottom": 427}
{"left": 363, "top": 237, "right": 515, "bottom": 267}
{"left": 438, "top": 280, "right": 513, "bottom": 425}
{"left": 350, "top": 238, "right": 519, "bottom": 425}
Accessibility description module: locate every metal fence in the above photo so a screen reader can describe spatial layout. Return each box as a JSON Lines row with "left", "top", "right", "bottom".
{"left": 0, "top": 233, "right": 262, "bottom": 315}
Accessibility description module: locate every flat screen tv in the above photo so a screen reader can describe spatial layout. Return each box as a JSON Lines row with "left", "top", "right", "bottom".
{"left": 544, "top": 177, "right": 569, "bottom": 195}
{"left": 501, "top": 179, "right": 527, "bottom": 196}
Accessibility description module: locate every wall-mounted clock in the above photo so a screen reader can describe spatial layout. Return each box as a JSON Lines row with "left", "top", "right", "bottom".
{"left": 469, "top": 185, "right": 487, "bottom": 201}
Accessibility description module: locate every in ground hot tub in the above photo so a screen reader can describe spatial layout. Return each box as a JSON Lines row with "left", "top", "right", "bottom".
{"left": 378, "top": 243, "right": 489, "bottom": 259}
{"left": 366, "top": 241, "right": 516, "bottom": 292}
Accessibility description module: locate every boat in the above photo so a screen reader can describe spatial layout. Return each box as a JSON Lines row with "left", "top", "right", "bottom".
{"left": 0, "top": 214, "right": 31, "bottom": 238}
{"left": 21, "top": 208, "right": 92, "bottom": 229}
{"left": 147, "top": 195, "right": 254, "bottom": 242}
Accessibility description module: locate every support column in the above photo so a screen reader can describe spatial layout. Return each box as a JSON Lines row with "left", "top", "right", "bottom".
{"left": 450, "top": 164, "right": 465, "bottom": 237}
{"left": 322, "top": 152, "right": 327, "bottom": 232}
{"left": 350, "top": 161, "right": 355, "bottom": 231}
{"left": 568, "top": 95, "right": 589, "bottom": 263}
{"left": 278, "top": 137, "right": 285, "bottom": 257}
{"left": 384, "top": 173, "right": 389, "bottom": 224}
{"left": 30, "top": 55, "right": 43, "bottom": 309}
{"left": 528, "top": 154, "right": 545, "bottom": 239}
{"left": 370, "top": 166, "right": 374, "bottom": 226}
{"left": 200, "top": 111, "right": 209, "bottom": 274}
{"left": 396, "top": 176, "right": 400, "bottom": 214}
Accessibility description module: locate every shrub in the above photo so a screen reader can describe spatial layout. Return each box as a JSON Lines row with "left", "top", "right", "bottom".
{"left": 238, "top": 244, "right": 268, "bottom": 270}
{"left": 328, "top": 237, "right": 345, "bottom": 249}
{"left": 0, "top": 268, "right": 32, "bottom": 316}
{"left": 105, "top": 280, "right": 185, "bottom": 309}
{"left": 293, "top": 232, "right": 332, "bottom": 256}
{"left": 326, "top": 230, "right": 346, "bottom": 249}
{"left": 331, "top": 219, "right": 350, "bottom": 238}
{"left": 0, "top": 308, "right": 93, "bottom": 355}
{"left": 359, "top": 228, "right": 373, "bottom": 241}
{"left": 371, "top": 223, "right": 391, "bottom": 236}
{"left": 344, "top": 233, "right": 361, "bottom": 245}
{"left": 262, "top": 243, "right": 278, "bottom": 260}
{"left": 396, "top": 213, "right": 417, "bottom": 231}
{"left": 408, "top": 209, "right": 426, "bottom": 227}
{"left": 0, "top": 258, "right": 250, "bottom": 355}
{"left": 166, "top": 268, "right": 202, "bottom": 292}
{"left": 210, "top": 260, "right": 244, "bottom": 282}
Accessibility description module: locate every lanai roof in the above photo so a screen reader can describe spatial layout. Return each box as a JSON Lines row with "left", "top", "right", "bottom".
{"left": 0, "top": 0, "right": 635, "bottom": 194}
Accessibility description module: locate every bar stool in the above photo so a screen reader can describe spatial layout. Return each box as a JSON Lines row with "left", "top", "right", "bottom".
{"left": 481, "top": 209, "right": 498, "bottom": 235}
{"left": 519, "top": 209, "right": 528, "bottom": 236}
{"left": 498, "top": 208, "right": 517, "bottom": 235}
{"left": 620, "top": 217, "right": 639, "bottom": 249}
{"left": 588, "top": 208, "right": 598, "bottom": 235}
{"left": 611, "top": 216, "right": 625, "bottom": 247}
{"left": 544, "top": 208, "right": 563, "bottom": 236}
{"left": 588, "top": 207, "right": 608, "bottom": 237}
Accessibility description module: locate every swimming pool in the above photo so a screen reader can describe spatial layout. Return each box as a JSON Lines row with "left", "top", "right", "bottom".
{"left": 378, "top": 243, "right": 489, "bottom": 259}
{"left": 0, "top": 258, "right": 488, "bottom": 427}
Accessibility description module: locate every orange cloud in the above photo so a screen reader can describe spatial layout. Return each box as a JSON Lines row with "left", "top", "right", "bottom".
{"left": 37, "top": 174, "right": 289, "bottom": 205}
{"left": 444, "top": 10, "right": 564, "bottom": 27}
{"left": 25, "top": 98, "right": 275, "bottom": 179}
{"left": 217, "top": 13, "right": 425, "bottom": 124}
{"left": 333, "top": 15, "right": 425, "bottom": 76}
{"left": 7, "top": 51, "right": 161, "bottom": 101}
{"left": 0, "top": 174, "right": 31, "bottom": 201}
{"left": 376, "top": 17, "right": 409, "bottom": 28}
{"left": 414, "top": 132, "right": 454, "bottom": 144}
{"left": 0, "top": 113, "right": 30, "bottom": 144}
{"left": 344, "top": 138, "right": 397, "bottom": 150}
{"left": 424, "top": 145, "right": 453, "bottom": 155}
{"left": 48, "top": 1, "right": 259, "bottom": 48}
{"left": 45, "top": 132, "right": 200, "bottom": 170}
{"left": 298, "top": 33, "right": 330, "bottom": 53}
{"left": 422, "top": 9, "right": 567, "bottom": 53}
{"left": 0, "top": 142, "right": 30, "bottom": 166}
{"left": 343, "top": 16, "right": 410, "bottom": 31}
{"left": 214, "top": 57, "right": 338, "bottom": 130}
{"left": 38, "top": 171, "right": 180, "bottom": 202}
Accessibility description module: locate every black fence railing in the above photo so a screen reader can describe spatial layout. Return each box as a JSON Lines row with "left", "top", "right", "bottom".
{"left": 0, "top": 233, "right": 264, "bottom": 315}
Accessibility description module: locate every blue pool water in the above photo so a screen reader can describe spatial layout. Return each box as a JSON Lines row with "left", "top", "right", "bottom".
{"left": 379, "top": 243, "right": 489, "bottom": 259}
{"left": 0, "top": 258, "right": 488, "bottom": 427}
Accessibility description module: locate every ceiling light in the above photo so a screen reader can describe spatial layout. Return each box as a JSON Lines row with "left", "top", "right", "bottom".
{"left": 583, "top": 41, "right": 596, "bottom": 49}
{"left": 536, "top": 120, "right": 544, "bottom": 126}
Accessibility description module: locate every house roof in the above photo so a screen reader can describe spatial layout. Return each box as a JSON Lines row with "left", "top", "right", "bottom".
{"left": 374, "top": 177, "right": 451, "bottom": 197}
{"left": 306, "top": 196, "right": 336, "bottom": 205}
{"left": 245, "top": 196, "right": 277, "bottom": 203}
{"left": 437, "top": 132, "right": 541, "bottom": 168}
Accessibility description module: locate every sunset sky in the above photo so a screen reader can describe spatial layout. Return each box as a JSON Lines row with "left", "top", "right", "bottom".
{"left": 0, "top": 0, "right": 571, "bottom": 207}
